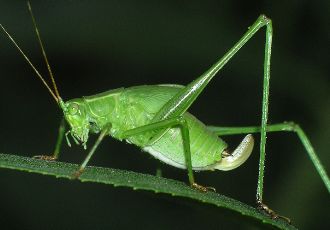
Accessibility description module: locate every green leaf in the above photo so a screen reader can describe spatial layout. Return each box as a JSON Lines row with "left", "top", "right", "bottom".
{"left": 0, "top": 153, "right": 296, "bottom": 230}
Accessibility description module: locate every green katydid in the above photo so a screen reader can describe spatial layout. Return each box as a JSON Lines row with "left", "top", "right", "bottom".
{"left": 1, "top": 1, "right": 329, "bottom": 221}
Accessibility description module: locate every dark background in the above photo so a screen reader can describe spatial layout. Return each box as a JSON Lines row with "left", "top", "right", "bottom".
{"left": 0, "top": 0, "right": 329, "bottom": 229}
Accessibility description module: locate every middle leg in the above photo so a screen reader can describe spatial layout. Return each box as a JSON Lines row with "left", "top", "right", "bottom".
{"left": 121, "top": 116, "right": 213, "bottom": 191}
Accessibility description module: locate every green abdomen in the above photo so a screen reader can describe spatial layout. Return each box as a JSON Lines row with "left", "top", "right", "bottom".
{"left": 143, "top": 113, "right": 227, "bottom": 170}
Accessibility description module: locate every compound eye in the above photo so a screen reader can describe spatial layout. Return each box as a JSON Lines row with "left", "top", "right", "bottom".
{"left": 68, "top": 103, "right": 79, "bottom": 115}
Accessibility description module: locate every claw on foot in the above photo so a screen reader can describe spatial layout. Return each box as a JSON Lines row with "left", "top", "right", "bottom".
{"left": 192, "top": 183, "right": 216, "bottom": 192}
{"left": 71, "top": 168, "right": 84, "bottom": 180}
{"left": 257, "top": 200, "right": 291, "bottom": 223}
{"left": 33, "top": 155, "right": 57, "bottom": 161}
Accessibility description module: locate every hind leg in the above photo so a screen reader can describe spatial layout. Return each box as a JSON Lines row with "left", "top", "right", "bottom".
{"left": 207, "top": 122, "right": 330, "bottom": 220}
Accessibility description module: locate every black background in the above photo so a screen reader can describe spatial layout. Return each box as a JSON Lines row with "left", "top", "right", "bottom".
{"left": 0, "top": 1, "right": 329, "bottom": 229}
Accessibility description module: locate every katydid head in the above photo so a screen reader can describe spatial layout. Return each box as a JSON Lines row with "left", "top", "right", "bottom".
{"left": 59, "top": 99, "right": 90, "bottom": 148}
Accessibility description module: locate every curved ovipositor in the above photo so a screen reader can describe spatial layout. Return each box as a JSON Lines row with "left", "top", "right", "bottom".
{"left": 213, "top": 134, "right": 254, "bottom": 171}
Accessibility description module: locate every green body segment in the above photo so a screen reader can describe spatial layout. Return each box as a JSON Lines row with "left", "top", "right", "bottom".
{"left": 76, "top": 85, "right": 227, "bottom": 170}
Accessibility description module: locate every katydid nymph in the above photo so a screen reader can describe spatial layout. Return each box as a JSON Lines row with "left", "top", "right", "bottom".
{"left": 1, "top": 2, "right": 329, "bottom": 222}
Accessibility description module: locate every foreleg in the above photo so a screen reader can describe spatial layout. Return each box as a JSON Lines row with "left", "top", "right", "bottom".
{"left": 34, "top": 118, "right": 66, "bottom": 160}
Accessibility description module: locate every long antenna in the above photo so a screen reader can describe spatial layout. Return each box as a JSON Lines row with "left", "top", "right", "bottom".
{"left": 27, "top": 1, "right": 61, "bottom": 100}
{"left": 0, "top": 24, "right": 58, "bottom": 102}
